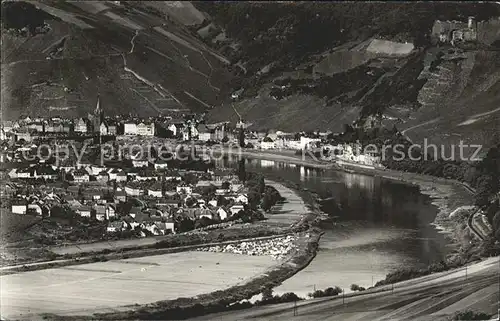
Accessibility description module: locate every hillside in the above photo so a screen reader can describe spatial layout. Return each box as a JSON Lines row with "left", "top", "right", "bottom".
{"left": 2, "top": 1, "right": 499, "bottom": 151}
{"left": 1, "top": 0, "right": 233, "bottom": 120}
{"left": 194, "top": 2, "right": 500, "bottom": 148}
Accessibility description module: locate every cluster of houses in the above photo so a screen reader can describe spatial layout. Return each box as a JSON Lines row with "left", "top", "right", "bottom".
{"left": 249, "top": 132, "right": 322, "bottom": 150}
{"left": 322, "top": 141, "right": 382, "bottom": 167}
{"left": 0, "top": 94, "right": 233, "bottom": 143}
{"left": 243, "top": 131, "right": 383, "bottom": 168}
{"left": 0, "top": 115, "right": 238, "bottom": 143}
{"left": 6, "top": 158, "right": 251, "bottom": 236}
{"left": 2, "top": 116, "right": 159, "bottom": 138}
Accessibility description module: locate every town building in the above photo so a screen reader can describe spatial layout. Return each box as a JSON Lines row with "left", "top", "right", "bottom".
{"left": 154, "top": 160, "right": 169, "bottom": 170}
{"left": 217, "top": 207, "right": 229, "bottom": 220}
{"left": 137, "top": 122, "right": 155, "bottom": 136}
{"left": 27, "top": 122, "right": 44, "bottom": 132}
{"left": 132, "top": 159, "right": 149, "bottom": 168}
{"left": 75, "top": 206, "right": 92, "bottom": 217}
{"left": 124, "top": 122, "right": 138, "bottom": 135}
{"left": 197, "top": 124, "right": 212, "bottom": 141}
{"left": 230, "top": 204, "right": 245, "bottom": 216}
{"left": 125, "top": 183, "right": 144, "bottom": 196}
{"left": 300, "top": 136, "right": 321, "bottom": 150}
{"left": 115, "top": 171, "right": 127, "bottom": 182}
{"left": 148, "top": 183, "right": 163, "bottom": 198}
{"left": 73, "top": 168, "right": 90, "bottom": 182}
{"left": 432, "top": 16, "right": 478, "bottom": 46}
{"left": 176, "top": 185, "right": 193, "bottom": 195}
{"left": 260, "top": 136, "right": 275, "bottom": 150}
{"left": 99, "top": 122, "right": 108, "bottom": 135}
{"left": 74, "top": 118, "right": 88, "bottom": 133}
{"left": 107, "top": 221, "right": 127, "bottom": 233}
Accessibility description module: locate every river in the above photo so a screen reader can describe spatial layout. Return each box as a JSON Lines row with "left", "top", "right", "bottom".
{"left": 219, "top": 156, "right": 453, "bottom": 296}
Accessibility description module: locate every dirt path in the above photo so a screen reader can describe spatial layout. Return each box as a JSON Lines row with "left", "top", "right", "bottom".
{"left": 401, "top": 117, "right": 442, "bottom": 135}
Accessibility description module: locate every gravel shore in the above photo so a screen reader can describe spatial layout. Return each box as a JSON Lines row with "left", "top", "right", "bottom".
{"left": 197, "top": 235, "right": 298, "bottom": 260}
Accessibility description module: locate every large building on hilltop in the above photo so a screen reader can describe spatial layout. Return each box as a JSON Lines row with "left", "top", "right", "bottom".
{"left": 432, "top": 16, "right": 478, "bottom": 46}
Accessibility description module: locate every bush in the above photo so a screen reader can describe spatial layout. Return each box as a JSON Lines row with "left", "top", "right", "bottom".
{"left": 261, "top": 287, "right": 273, "bottom": 301}
{"left": 279, "top": 292, "right": 302, "bottom": 302}
{"left": 91, "top": 255, "right": 108, "bottom": 262}
{"left": 308, "top": 286, "right": 342, "bottom": 298}
{"left": 257, "top": 291, "right": 304, "bottom": 305}
{"left": 350, "top": 284, "right": 366, "bottom": 291}
{"left": 324, "top": 286, "right": 342, "bottom": 296}
{"left": 452, "top": 310, "right": 491, "bottom": 320}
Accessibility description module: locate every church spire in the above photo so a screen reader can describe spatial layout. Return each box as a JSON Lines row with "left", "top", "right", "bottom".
{"left": 94, "top": 93, "right": 101, "bottom": 116}
{"left": 93, "top": 94, "right": 104, "bottom": 143}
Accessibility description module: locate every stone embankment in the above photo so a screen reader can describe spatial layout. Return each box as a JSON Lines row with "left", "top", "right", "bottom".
{"left": 197, "top": 235, "right": 297, "bottom": 260}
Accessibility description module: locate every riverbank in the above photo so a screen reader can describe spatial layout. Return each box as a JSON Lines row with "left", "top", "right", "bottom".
{"left": 226, "top": 148, "right": 476, "bottom": 245}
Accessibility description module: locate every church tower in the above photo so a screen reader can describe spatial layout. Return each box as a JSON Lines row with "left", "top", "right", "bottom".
{"left": 93, "top": 94, "right": 104, "bottom": 132}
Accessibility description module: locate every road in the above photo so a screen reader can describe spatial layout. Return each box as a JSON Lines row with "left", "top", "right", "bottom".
{"left": 193, "top": 257, "right": 500, "bottom": 321}
{"left": 457, "top": 182, "right": 486, "bottom": 241}
{"left": 468, "top": 208, "right": 486, "bottom": 241}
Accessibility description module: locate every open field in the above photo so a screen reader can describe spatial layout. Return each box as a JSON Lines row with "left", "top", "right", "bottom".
{"left": 0, "top": 251, "right": 275, "bottom": 319}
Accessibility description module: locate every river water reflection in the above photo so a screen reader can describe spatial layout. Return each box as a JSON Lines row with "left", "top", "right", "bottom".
{"left": 220, "top": 157, "right": 452, "bottom": 296}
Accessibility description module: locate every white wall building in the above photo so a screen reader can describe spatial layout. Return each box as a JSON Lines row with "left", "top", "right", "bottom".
{"left": 99, "top": 123, "right": 108, "bottom": 135}
{"left": 73, "top": 172, "right": 90, "bottom": 183}
{"left": 132, "top": 160, "right": 149, "bottom": 168}
{"left": 76, "top": 207, "right": 91, "bottom": 217}
{"left": 260, "top": 137, "right": 276, "bottom": 150}
{"left": 176, "top": 185, "right": 192, "bottom": 195}
{"left": 217, "top": 207, "right": 229, "bottom": 220}
{"left": 12, "top": 204, "right": 27, "bottom": 214}
{"left": 137, "top": 122, "right": 155, "bottom": 136}
{"left": 148, "top": 189, "right": 163, "bottom": 198}
{"left": 154, "top": 162, "right": 168, "bottom": 170}
{"left": 235, "top": 194, "right": 249, "bottom": 204}
{"left": 300, "top": 137, "right": 321, "bottom": 149}
{"left": 125, "top": 186, "right": 143, "bottom": 196}
{"left": 13, "top": 204, "right": 43, "bottom": 215}
{"left": 168, "top": 124, "right": 178, "bottom": 136}
{"left": 90, "top": 165, "right": 106, "bottom": 176}
{"left": 230, "top": 204, "right": 245, "bottom": 215}
{"left": 74, "top": 118, "right": 87, "bottom": 133}
{"left": 124, "top": 123, "right": 138, "bottom": 135}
